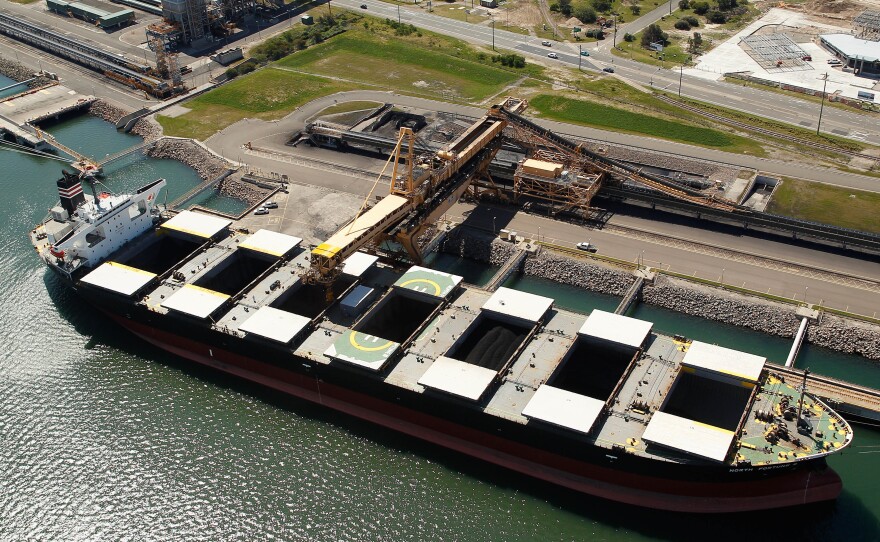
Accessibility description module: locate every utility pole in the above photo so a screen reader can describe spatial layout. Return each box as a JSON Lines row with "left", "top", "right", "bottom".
{"left": 491, "top": 19, "right": 495, "bottom": 50}
{"left": 678, "top": 65, "right": 683, "bottom": 97}
{"left": 398, "top": 2, "right": 401, "bottom": 24}
{"left": 817, "top": 72, "right": 828, "bottom": 135}
{"left": 613, "top": 15, "right": 617, "bottom": 48}
{"left": 669, "top": 0, "right": 672, "bottom": 15}
{"left": 578, "top": 44, "right": 582, "bottom": 70}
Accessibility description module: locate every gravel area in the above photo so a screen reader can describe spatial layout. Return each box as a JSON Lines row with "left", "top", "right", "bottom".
{"left": 146, "top": 138, "right": 229, "bottom": 181}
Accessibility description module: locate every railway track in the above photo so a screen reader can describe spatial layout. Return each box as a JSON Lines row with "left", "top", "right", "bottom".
{"left": 655, "top": 94, "right": 880, "bottom": 163}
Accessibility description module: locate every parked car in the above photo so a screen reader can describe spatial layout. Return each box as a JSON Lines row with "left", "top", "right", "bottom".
{"left": 603, "top": 67, "right": 615, "bottom": 73}
{"left": 580, "top": 50, "right": 590, "bottom": 56}
{"left": 576, "top": 242, "right": 597, "bottom": 252}
{"left": 802, "top": 55, "right": 812, "bottom": 61}
{"left": 547, "top": 52, "right": 559, "bottom": 59}
{"left": 541, "top": 40, "right": 552, "bottom": 46}
{"left": 254, "top": 207, "right": 269, "bottom": 215}
{"left": 264, "top": 201, "right": 278, "bottom": 209}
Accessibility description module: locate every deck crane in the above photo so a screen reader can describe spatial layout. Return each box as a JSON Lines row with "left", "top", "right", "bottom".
{"left": 303, "top": 98, "right": 527, "bottom": 285}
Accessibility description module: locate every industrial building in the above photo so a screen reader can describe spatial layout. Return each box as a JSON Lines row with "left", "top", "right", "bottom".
{"left": 820, "top": 34, "right": 880, "bottom": 76}
{"left": 46, "top": 0, "right": 135, "bottom": 29}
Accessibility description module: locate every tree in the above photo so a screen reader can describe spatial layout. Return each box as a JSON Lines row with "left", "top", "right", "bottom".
{"left": 575, "top": 6, "right": 597, "bottom": 23}
{"left": 716, "top": 0, "right": 737, "bottom": 10}
{"left": 674, "top": 19, "right": 691, "bottom": 30}
{"left": 688, "top": 31, "right": 703, "bottom": 53}
{"left": 684, "top": 15, "right": 699, "bottom": 26}
{"left": 590, "top": 0, "right": 612, "bottom": 12}
{"left": 623, "top": 32, "right": 635, "bottom": 42}
{"left": 641, "top": 23, "right": 668, "bottom": 47}
{"left": 558, "top": 0, "right": 573, "bottom": 16}
{"left": 678, "top": 0, "right": 689, "bottom": 8}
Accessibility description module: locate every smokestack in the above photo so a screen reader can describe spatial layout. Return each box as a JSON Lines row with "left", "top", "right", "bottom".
{"left": 57, "top": 171, "right": 85, "bottom": 216}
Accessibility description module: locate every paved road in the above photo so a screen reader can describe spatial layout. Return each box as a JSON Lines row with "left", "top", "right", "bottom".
{"left": 337, "top": 0, "right": 880, "bottom": 147}
{"left": 207, "top": 89, "right": 880, "bottom": 193}
{"left": 206, "top": 91, "right": 880, "bottom": 318}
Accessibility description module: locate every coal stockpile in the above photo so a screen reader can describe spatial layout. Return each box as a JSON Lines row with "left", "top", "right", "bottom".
{"left": 662, "top": 372, "right": 751, "bottom": 431}
{"left": 552, "top": 340, "right": 632, "bottom": 401}
{"left": 356, "top": 293, "right": 439, "bottom": 344}
{"left": 273, "top": 280, "right": 352, "bottom": 319}
{"left": 120, "top": 234, "right": 202, "bottom": 275}
{"left": 451, "top": 318, "right": 529, "bottom": 372}
{"left": 195, "top": 252, "right": 274, "bottom": 296}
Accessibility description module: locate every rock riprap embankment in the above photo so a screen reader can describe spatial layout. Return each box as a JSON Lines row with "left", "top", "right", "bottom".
{"left": 523, "top": 251, "right": 635, "bottom": 296}
{"left": 441, "top": 229, "right": 516, "bottom": 266}
{"left": 807, "top": 315, "right": 880, "bottom": 361}
{"left": 87, "top": 100, "right": 160, "bottom": 141}
{"left": 0, "top": 58, "right": 52, "bottom": 88}
{"left": 146, "top": 139, "right": 229, "bottom": 181}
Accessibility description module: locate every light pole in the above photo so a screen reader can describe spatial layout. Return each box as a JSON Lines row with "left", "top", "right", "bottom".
{"left": 804, "top": 286, "right": 809, "bottom": 304}
{"left": 817, "top": 72, "right": 828, "bottom": 135}
{"left": 492, "top": 216, "right": 496, "bottom": 233}
{"left": 720, "top": 268, "right": 724, "bottom": 285}
{"left": 578, "top": 44, "right": 582, "bottom": 71}
{"left": 398, "top": 2, "right": 402, "bottom": 23}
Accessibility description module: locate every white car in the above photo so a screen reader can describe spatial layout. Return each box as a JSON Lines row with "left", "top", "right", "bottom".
{"left": 576, "top": 242, "right": 597, "bottom": 252}
{"left": 547, "top": 52, "right": 559, "bottom": 59}
{"left": 541, "top": 40, "right": 552, "bottom": 46}
{"left": 264, "top": 201, "right": 278, "bottom": 209}
{"left": 253, "top": 207, "right": 269, "bottom": 215}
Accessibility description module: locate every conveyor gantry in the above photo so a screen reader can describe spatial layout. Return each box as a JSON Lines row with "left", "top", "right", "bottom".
{"left": 306, "top": 99, "right": 526, "bottom": 284}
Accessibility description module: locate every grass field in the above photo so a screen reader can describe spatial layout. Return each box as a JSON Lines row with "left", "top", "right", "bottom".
{"left": 528, "top": 93, "right": 765, "bottom": 150}
{"left": 276, "top": 28, "right": 526, "bottom": 101}
{"left": 766, "top": 178, "right": 880, "bottom": 233}
{"left": 156, "top": 69, "right": 355, "bottom": 140}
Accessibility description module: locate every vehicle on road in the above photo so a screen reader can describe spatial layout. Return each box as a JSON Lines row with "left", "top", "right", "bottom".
{"left": 576, "top": 242, "right": 597, "bottom": 252}
{"left": 802, "top": 55, "right": 812, "bottom": 61}
{"left": 541, "top": 40, "right": 551, "bottom": 46}
{"left": 254, "top": 207, "right": 269, "bottom": 215}
{"left": 360, "top": 3, "right": 367, "bottom": 7}
{"left": 264, "top": 201, "right": 278, "bottom": 209}
{"left": 827, "top": 59, "right": 841, "bottom": 65}
{"left": 580, "top": 50, "right": 590, "bottom": 56}
{"left": 602, "top": 67, "right": 614, "bottom": 73}
{"left": 547, "top": 52, "right": 558, "bottom": 59}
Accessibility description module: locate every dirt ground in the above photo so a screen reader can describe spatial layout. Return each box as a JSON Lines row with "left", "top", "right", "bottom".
{"left": 764, "top": 0, "right": 880, "bottom": 25}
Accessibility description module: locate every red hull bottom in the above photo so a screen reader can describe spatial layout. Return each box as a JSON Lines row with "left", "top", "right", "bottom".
{"left": 113, "top": 315, "right": 843, "bottom": 513}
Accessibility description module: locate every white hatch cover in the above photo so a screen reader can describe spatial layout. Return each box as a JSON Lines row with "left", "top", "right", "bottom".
{"left": 341, "top": 252, "right": 379, "bottom": 278}
{"left": 238, "top": 306, "right": 310, "bottom": 343}
{"left": 161, "top": 210, "right": 231, "bottom": 239}
{"left": 81, "top": 261, "right": 156, "bottom": 296}
{"left": 642, "top": 411, "right": 736, "bottom": 463}
{"left": 393, "top": 265, "right": 463, "bottom": 299}
{"left": 160, "top": 284, "right": 229, "bottom": 319}
{"left": 418, "top": 356, "right": 497, "bottom": 401}
{"left": 239, "top": 229, "right": 302, "bottom": 258}
{"left": 522, "top": 385, "right": 605, "bottom": 435}
{"left": 481, "top": 287, "right": 553, "bottom": 324}
{"left": 578, "top": 310, "right": 653, "bottom": 349}
{"left": 682, "top": 341, "right": 766, "bottom": 383}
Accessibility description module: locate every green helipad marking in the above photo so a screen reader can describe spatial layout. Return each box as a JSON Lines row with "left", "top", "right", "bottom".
{"left": 330, "top": 329, "right": 399, "bottom": 368}
{"left": 393, "top": 266, "right": 461, "bottom": 299}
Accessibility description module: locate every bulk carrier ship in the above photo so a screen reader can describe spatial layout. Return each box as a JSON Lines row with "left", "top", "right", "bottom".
{"left": 31, "top": 100, "right": 854, "bottom": 513}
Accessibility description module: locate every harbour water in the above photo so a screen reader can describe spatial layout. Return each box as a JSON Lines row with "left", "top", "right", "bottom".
{"left": 2, "top": 114, "right": 879, "bottom": 541}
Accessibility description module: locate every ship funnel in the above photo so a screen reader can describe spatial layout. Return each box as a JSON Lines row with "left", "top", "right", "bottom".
{"left": 57, "top": 171, "right": 86, "bottom": 216}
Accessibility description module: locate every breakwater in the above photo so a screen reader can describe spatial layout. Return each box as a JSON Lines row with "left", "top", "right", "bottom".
{"left": 146, "top": 138, "right": 229, "bottom": 181}
{"left": 443, "top": 228, "right": 880, "bottom": 360}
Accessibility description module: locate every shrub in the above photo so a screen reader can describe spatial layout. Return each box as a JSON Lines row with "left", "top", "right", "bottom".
{"left": 691, "top": 1, "right": 710, "bottom": 14}
{"left": 674, "top": 19, "right": 691, "bottom": 30}
{"left": 678, "top": 0, "right": 689, "bottom": 8}
{"left": 590, "top": 0, "right": 612, "bottom": 11}
{"left": 575, "top": 6, "right": 597, "bottom": 23}
{"left": 706, "top": 9, "right": 726, "bottom": 22}
{"left": 623, "top": 32, "right": 635, "bottom": 42}
{"left": 492, "top": 53, "right": 526, "bottom": 68}
{"left": 684, "top": 15, "right": 699, "bottom": 26}
{"left": 630, "top": 5, "right": 641, "bottom": 15}
{"left": 716, "top": 0, "right": 737, "bottom": 10}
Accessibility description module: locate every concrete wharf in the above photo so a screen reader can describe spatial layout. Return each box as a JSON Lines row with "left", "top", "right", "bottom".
{"left": 1, "top": 84, "right": 94, "bottom": 125}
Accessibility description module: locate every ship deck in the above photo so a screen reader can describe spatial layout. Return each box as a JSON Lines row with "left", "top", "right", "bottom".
{"left": 82, "top": 215, "right": 850, "bottom": 470}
